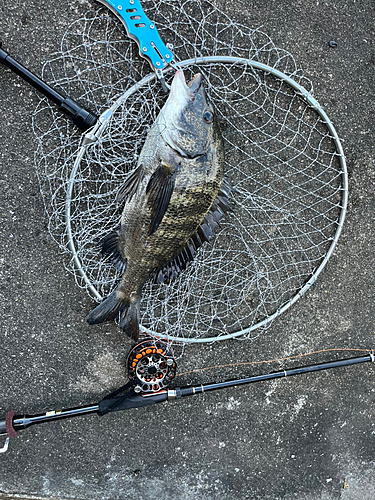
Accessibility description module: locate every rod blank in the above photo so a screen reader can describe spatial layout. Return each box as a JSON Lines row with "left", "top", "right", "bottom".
{"left": 179, "top": 354, "right": 373, "bottom": 396}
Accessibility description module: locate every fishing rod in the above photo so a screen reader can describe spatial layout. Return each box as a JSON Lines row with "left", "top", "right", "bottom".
{"left": 1, "top": 340, "right": 373, "bottom": 453}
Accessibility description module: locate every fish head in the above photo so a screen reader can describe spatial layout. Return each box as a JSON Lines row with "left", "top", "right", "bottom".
{"left": 159, "top": 71, "right": 217, "bottom": 159}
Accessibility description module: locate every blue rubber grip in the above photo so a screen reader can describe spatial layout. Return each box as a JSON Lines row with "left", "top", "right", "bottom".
{"left": 97, "top": 0, "right": 174, "bottom": 70}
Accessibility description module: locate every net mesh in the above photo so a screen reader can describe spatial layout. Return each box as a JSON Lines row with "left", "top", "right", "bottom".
{"left": 32, "top": 1, "right": 346, "bottom": 343}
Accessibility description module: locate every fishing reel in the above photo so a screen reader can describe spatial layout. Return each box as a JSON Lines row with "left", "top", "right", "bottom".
{"left": 127, "top": 339, "right": 177, "bottom": 394}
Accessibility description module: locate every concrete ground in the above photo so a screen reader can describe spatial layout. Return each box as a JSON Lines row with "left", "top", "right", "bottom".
{"left": 0, "top": 0, "right": 374, "bottom": 499}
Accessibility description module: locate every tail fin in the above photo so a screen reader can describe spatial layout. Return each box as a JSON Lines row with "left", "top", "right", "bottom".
{"left": 119, "top": 296, "right": 140, "bottom": 341}
{"left": 87, "top": 290, "right": 140, "bottom": 341}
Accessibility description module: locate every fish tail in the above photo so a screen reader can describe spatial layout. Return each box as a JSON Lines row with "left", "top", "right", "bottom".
{"left": 119, "top": 294, "right": 141, "bottom": 341}
{"left": 87, "top": 290, "right": 124, "bottom": 326}
{"left": 87, "top": 290, "right": 141, "bottom": 341}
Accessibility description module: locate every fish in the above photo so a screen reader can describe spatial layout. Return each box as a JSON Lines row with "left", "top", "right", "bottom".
{"left": 87, "top": 70, "right": 231, "bottom": 340}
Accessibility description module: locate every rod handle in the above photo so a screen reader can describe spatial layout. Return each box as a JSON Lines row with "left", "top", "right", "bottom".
{"left": 98, "top": 391, "right": 168, "bottom": 415}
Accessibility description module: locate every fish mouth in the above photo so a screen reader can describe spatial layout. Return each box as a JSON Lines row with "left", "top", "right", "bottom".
{"left": 172, "top": 71, "right": 203, "bottom": 100}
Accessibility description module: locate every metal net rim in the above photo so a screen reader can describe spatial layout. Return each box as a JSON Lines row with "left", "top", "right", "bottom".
{"left": 65, "top": 55, "right": 348, "bottom": 344}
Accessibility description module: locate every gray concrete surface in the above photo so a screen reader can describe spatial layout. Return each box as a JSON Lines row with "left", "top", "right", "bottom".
{"left": 0, "top": 0, "right": 374, "bottom": 499}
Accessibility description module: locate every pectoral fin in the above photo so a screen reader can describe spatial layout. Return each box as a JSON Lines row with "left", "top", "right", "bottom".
{"left": 146, "top": 163, "right": 178, "bottom": 236}
{"left": 116, "top": 164, "right": 144, "bottom": 203}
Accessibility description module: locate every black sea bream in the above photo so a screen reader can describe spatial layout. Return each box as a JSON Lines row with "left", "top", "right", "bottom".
{"left": 87, "top": 70, "right": 231, "bottom": 340}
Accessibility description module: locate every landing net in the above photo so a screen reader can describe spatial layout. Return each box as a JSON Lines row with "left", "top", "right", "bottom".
{"left": 32, "top": 2, "right": 347, "bottom": 343}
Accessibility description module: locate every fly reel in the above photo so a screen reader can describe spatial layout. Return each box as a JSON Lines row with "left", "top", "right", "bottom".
{"left": 127, "top": 340, "right": 177, "bottom": 393}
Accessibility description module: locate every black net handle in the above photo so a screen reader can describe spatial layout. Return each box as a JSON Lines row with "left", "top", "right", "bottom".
{"left": 0, "top": 42, "right": 98, "bottom": 131}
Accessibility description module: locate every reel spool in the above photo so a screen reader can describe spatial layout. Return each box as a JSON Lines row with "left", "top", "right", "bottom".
{"left": 127, "top": 340, "right": 177, "bottom": 393}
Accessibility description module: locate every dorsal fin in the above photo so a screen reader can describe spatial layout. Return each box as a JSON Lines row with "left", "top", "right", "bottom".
{"left": 100, "top": 229, "right": 127, "bottom": 274}
{"left": 116, "top": 164, "right": 144, "bottom": 203}
{"left": 154, "top": 179, "right": 232, "bottom": 284}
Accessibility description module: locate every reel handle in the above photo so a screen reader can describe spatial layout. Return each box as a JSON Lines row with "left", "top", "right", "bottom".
{"left": 0, "top": 42, "right": 98, "bottom": 131}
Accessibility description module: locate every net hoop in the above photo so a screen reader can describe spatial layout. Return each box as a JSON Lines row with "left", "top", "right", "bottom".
{"left": 65, "top": 55, "right": 348, "bottom": 343}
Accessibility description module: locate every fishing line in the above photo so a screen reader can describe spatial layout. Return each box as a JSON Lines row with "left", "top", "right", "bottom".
{"left": 175, "top": 348, "right": 374, "bottom": 378}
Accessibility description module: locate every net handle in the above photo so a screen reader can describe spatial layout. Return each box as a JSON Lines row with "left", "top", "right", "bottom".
{"left": 0, "top": 42, "right": 98, "bottom": 131}
{"left": 65, "top": 56, "right": 347, "bottom": 343}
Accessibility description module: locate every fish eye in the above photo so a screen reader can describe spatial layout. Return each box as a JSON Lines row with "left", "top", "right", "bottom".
{"left": 203, "top": 110, "right": 213, "bottom": 123}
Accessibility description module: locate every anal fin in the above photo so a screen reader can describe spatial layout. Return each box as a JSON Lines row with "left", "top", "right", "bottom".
{"left": 100, "top": 229, "right": 127, "bottom": 274}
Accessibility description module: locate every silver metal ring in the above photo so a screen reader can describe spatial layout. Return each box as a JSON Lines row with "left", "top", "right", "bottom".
{"left": 65, "top": 56, "right": 347, "bottom": 344}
